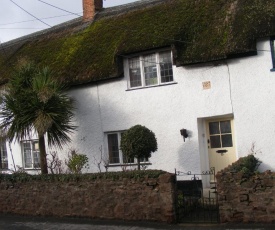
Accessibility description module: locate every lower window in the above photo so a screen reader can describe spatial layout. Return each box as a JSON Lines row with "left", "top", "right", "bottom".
{"left": 22, "top": 140, "right": 40, "bottom": 169}
{"left": 107, "top": 132, "right": 148, "bottom": 165}
{"left": 0, "top": 142, "right": 8, "bottom": 169}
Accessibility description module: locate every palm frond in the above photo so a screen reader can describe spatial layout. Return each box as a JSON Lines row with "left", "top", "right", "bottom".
{"left": 0, "top": 62, "right": 76, "bottom": 147}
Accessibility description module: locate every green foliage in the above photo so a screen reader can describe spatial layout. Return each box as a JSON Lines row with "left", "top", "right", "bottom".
{"left": 0, "top": 170, "right": 165, "bottom": 183}
{"left": 0, "top": 62, "right": 75, "bottom": 146}
{"left": 66, "top": 150, "right": 89, "bottom": 174}
{"left": 0, "top": 62, "right": 76, "bottom": 174}
{"left": 120, "top": 125, "right": 157, "bottom": 170}
{"left": 231, "top": 154, "right": 261, "bottom": 176}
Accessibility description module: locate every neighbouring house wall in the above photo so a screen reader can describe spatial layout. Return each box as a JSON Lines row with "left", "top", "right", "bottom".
{"left": 0, "top": 172, "right": 176, "bottom": 223}
{"left": 217, "top": 167, "right": 275, "bottom": 223}
{"left": 7, "top": 38, "right": 275, "bottom": 180}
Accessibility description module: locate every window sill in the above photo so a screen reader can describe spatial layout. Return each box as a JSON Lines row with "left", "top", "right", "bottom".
{"left": 126, "top": 82, "right": 177, "bottom": 91}
{"left": 0, "top": 169, "right": 12, "bottom": 174}
{"left": 108, "top": 162, "right": 152, "bottom": 167}
{"left": 271, "top": 68, "right": 275, "bottom": 72}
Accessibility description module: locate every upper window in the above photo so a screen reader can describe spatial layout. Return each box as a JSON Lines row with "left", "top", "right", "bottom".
{"left": 271, "top": 38, "right": 275, "bottom": 71}
{"left": 0, "top": 142, "right": 8, "bottom": 169}
{"left": 22, "top": 140, "right": 40, "bottom": 169}
{"left": 107, "top": 132, "right": 148, "bottom": 165}
{"left": 127, "top": 50, "right": 174, "bottom": 89}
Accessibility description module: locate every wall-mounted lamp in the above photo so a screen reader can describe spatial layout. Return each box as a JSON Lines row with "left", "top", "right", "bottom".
{"left": 180, "top": 129, "right": 188, "bottom": 142}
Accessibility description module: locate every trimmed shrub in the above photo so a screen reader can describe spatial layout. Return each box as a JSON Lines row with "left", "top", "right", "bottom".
{"left": 120, "top": 125, "right": 157, "bottom": 170}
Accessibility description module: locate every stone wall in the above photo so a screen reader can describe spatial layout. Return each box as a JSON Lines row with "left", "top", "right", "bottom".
{"left": 217, "top": 169, "right": 275, "bottom": 223}
{"left": 0, "top": 172, "right": 176, "bottom": 223}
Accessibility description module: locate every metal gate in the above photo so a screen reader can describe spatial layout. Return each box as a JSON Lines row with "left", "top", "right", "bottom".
{"left": 175, "top": 168, "right": 219, "bottom": 223}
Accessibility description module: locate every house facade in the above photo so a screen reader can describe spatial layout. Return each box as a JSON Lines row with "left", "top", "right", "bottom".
{"left": 0, "top": 0, "right": 275, "bottom": 187}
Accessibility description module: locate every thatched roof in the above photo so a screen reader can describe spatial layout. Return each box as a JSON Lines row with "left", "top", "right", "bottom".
{"left": 1, "top": 0, "right": 275, "bottom": 86}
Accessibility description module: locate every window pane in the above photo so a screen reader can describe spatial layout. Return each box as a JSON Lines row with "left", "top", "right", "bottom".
{"left": 0, "top": 142, "right": 8, "bottom": 169}
{"left": 210, "top": 136, "right": 221, "bottom": 148}
{"left": 221, "top": 134, "right": 233, "bottom": 147}
{"left": 159, "top": 51, "right": 173, "bottom": 83}
{"left": 108, "top": 134, "right": 120, "bottom": 164}
{"left": 32, "top": 141, "right": 40, "bottom": 168}
{"left": 33, "top": 151, "right": 40, "bottom": 168}
{"left": 129, "top": 57, "right": 142, "bottom": 88}
{"left": 143, "top": 54, "right": 158, "bottom": 86}
{"left": 23, "top": 142, "right": 32, "bottom": 168}
{"left": 220, "top": 120, "right": 231, "bottom": 134}
{"left": 22, "top": 141, "right": 41, "bottom": 169}
{"left": 33, "top": 141, "right": 39, "bottom": 151}
{"left": 209, "top": 122, "right": 220, "bottom": 135}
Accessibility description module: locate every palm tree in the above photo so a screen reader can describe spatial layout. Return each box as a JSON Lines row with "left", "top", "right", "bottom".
{"left": 0, "top": 62, "right": 75, "bottom": 174}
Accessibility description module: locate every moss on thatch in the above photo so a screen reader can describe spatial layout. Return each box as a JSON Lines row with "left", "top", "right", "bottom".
{"left": 0, "top": 0, "right": 275, "bottom": 86}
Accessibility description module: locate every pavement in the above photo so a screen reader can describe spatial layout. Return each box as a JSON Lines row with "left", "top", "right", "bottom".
{"left": 0, "top": 215, "right": 274, "bottom": 230}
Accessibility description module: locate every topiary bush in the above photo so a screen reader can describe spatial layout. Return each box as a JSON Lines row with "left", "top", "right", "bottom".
{"left": 120, "top": 125, "right": 158, "bottom": 170}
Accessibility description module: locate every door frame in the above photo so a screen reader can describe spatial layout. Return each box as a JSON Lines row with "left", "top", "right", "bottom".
{"left": 197, "top": 114, "right": 235, "bottom": 188}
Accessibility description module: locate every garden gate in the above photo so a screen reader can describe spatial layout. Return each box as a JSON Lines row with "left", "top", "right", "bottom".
{"left": 175, "top": 167, "right": 219, "bottom": 223}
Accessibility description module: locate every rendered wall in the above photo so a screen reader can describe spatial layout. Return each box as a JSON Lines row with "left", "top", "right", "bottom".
{"left": 228, "top": 38, "right": 275, "bottom": 171}
{"left": 7, "top": 38, "right": 275, "bottom": 179}
{"left": 63, "top": 50, "right": 234, "bottom": 178}
{"left": 0, "top": 172, "right": 176, "bottom": 223}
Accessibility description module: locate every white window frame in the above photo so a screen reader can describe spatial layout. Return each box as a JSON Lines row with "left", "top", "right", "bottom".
{"left": 106, "top": 131, "right": 149, "bottom": 166}
{"left": 21, "top": 140, "right": 40, "bottom": 169}
{"left": 125, "top": 49, "right": 174, "bottom": 89}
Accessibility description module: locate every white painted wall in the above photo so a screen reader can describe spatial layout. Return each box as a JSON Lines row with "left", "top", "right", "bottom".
{"left": 6, "top": 38, "right": 275, "bottom": 181}
{"left": 229, "top": 38, "right": 275, "bottom": 171}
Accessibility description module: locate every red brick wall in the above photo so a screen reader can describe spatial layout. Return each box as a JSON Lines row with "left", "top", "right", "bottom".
{"left": 83, "top": 0, "right": 103, "bottom": 21}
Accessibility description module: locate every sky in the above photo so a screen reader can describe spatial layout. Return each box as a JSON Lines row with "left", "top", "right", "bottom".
{"left": 0, "top": 0, "right": 138, "bottom": 43}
